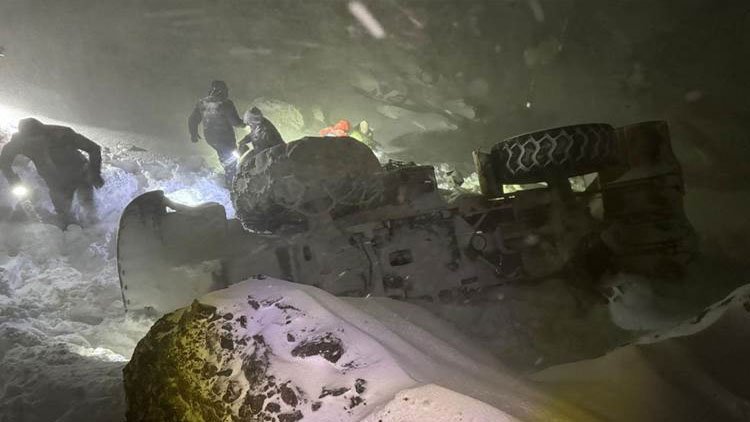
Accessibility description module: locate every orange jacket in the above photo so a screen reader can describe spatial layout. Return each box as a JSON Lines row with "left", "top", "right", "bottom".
{"left": 319, "top": 119, "right": 351, "bottom": 137}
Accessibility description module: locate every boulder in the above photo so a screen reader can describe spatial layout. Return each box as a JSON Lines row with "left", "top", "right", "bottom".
{"left": 124, "top": 278, "right": 410, "bottom": 421}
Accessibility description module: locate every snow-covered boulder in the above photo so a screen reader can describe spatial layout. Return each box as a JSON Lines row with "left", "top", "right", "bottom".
{"left": 123, "top": 277, "right": 573, "bottom": 421}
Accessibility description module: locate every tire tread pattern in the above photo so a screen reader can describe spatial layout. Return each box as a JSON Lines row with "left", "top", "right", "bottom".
{"left": 491, "top": 123, "right": 617, "bottom": 183}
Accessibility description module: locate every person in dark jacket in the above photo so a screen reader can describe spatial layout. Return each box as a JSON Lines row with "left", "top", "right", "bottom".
{"left": 238, "top": 107, "right": 284, "bottom": 157}
{"left": 188, "top": 80, "right": 245, "bottom": 182}
{"left": 0, "top": 118, "right": 104, "bottom": 225}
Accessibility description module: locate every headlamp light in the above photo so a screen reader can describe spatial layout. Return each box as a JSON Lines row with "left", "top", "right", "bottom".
{"left": 11, "top": 184, "right": 28, "bottom": 198}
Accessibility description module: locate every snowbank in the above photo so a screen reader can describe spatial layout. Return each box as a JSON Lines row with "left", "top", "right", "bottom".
{"left": 361, "top": 384, "right": 518, "bottom": 422}
{"left": 531, "top": 284, "right": 750, "bottom": 422}
{"left": 124, "top": 277, "right": 582, "bottom": 421}
{"left": 124, "top": 275, "right": 750, "bottom": 422}
{"left": 0, "top": 121, "right": 234, "bottom": 420}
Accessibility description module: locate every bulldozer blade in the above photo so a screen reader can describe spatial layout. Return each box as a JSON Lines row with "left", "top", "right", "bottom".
{"left": 117, "top": 191, "right": 288, "bottom": 315}
{"left": 117, "top": 191, "right": 234, "bottom": 314}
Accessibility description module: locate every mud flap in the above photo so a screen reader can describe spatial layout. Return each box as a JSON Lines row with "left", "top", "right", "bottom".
{"left": 117, "top": 191, "right": 232, "bottom": 314}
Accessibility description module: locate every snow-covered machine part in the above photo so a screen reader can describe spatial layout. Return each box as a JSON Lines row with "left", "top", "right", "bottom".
{"left": 600, "top": 121, "right": 697, "bottom": 278}
{"left": 117, "top": 121, "right": 698, "bottom": 315}
{"left": 232, "top": 136, "right": 384, "bottom": 232}
{"left": 117, "top": 190, "right": 233, "bottom": 314}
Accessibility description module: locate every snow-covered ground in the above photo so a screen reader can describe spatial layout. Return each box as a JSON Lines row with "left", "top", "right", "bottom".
{"left": 125, "top": 277, "right": 585, "bottom": 421}
{"left": 1, "top": 106, "right": 748, "bottom": 421}
{"left": 0, "top": 108, "right": 235, "bottom": 420}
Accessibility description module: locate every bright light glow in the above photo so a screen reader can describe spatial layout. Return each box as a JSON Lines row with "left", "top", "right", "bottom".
{"left": 525, "top": 101, "right": 532, "bottom": 109}
{"left": 0, "top": 103, "right": 27, "bottom": 134}
{"left": 232, "top": 150, "right": 240, "bottom": 159}
{"left": 348, "top": 1, "right": 386, "bottom": 39}
{"left": 165, "top": 188, "right": 209, "bottom": 207}
{"left": 11, "top": 184, "right": 28, "bottom": 198}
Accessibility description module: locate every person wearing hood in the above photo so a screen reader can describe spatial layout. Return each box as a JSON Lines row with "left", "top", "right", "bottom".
{"left": 0, "top": 118, "right": 104, "bottom": 226}
{"left": 188, "top": 80, "right": 245, "bottom": 183}
{"left": 237, "top": 107, "right": 284, "bottom": 157}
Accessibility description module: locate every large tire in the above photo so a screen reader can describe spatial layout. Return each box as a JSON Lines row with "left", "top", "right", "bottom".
{"left": 232, "top": 137, "right": 383, "bottom": 232}
{"left": 490, "top": 123, "right": 618, "bottom": 184}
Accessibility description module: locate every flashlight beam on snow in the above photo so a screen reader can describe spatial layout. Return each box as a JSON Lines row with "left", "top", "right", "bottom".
{"left": 348, "top": 1, "right": 386, "bottom": 39}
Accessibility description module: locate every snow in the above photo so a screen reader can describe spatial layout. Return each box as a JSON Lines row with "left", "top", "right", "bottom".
{"left": 129, "top": 278, "right": 565, "bottom": 421}
{"left": 361, "top": 384, "right": 519, "bottom": 422}
{"left": 0, "top": 115, "right": 234, "bottom": 420}
{"left": 1, "top": 109, "right": 747, "bottom": 421}
{"left": 529, "top": 284, "right": 750, "bottom": 422}
{"left": 0, "top": 114, "right": 529, "bottom": 421}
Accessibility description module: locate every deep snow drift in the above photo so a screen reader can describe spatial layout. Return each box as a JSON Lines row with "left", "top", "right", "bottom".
{"left": 531, "top": 283, "right": 750, "bottom": 422}
{"left": 124, "top": 277, "right": 750, "bottom": 422}
{"left": 0, "top": 117, "right": 234, "bottom": 420}
{"left": 125, "top": 277, "right": 567, "bottom": 421}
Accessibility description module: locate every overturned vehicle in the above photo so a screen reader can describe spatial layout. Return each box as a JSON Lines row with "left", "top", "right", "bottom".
{"left": 118, "top": 121, "right": 696, "bottom": 314}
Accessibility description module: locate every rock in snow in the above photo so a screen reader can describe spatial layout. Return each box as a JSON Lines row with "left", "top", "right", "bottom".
{"left": 123, "top": 277, "right": 578, "bottom": 421}
{"left": 124, "top": 277, "right": 750, "bottom": 422}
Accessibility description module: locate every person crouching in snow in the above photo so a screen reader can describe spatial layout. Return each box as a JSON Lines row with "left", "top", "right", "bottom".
{"left": 237, "top": 107, "right": 285, "bottom": 158}
{"left": 0, "top": 118, "right": 104, "bottom": 227}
